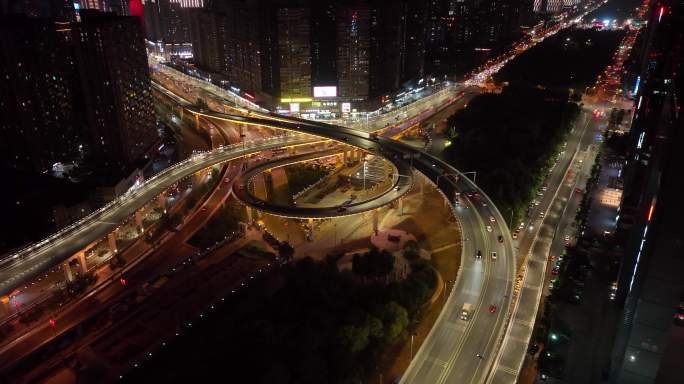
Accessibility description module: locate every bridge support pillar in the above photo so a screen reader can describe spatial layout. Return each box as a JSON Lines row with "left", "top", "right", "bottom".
{"left": 158, "top": 192, "right": 167, "bottom": 211}
{"left": 107, "top": 231, "right": 118, "bottom": 255}
{"left": 135, "top": 210, "right": 144, "bottom": 233}
{"left": 398, "top": 198, "right": 404, "bottom": 216}
{"left": 76, "top": 251, "right": 87, "bottom": 274}
{"left": 194, "top": 114, "right": 200, "bottom": 130}
{"left": 246, "top": 205, "right": 253, "bottom": 223}
{"left": 63, "top": 262, "right": 74, "bottom": 282}
{"left": 372, "top": 210, "right": 379, "bottom": 236}
{"left": 178, "top": 106, "right": 184, "bottom": 120}
{"left": 307, "top": 219, "right": 314, "bottom": 242}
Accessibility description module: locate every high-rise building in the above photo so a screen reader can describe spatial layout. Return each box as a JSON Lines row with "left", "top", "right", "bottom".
{"left": 336, "top": 5, "right": 370, "bottom": 101}
{"left": 189, "top": 9, "right": 226, "bottom": 74}
{"left": 0, "top": 16, "right": 82, "bottom": 172}
{"left": 188, "top": 0, "right": 273, "bottom": 95}
{"left": 70, "top": 12, "right": 157, "bottom": 170}
{"left": 277, "top": 6, "right": 312, "bottom": 99}
{"left": 610, "top": 3, "right": 684, "bottom": 383}
{"left": 401, "top": 0, "right": 427, "bottom": 83}
{"left": 0, "top": 11, "right": 156, "bottom": 174}
{"left": 0, "top": 0, "right": 76, "bottom": 20}
{"left": 369, "top": 2, "right": 403, "bottom": 97}
{"left": 311, "top": 0, "right": 337, "bottom": 87}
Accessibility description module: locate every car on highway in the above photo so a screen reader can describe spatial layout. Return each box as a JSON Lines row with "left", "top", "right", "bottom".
{"left": 497, "top": 235, "right": 503, "bottom": 243}
{"left": 489, "top": 305, "right": 497, "bottom": 314}
{"left": 491, "top": 251, "right": 497, "bottom": 260}
{"left": 539, "top": 212, "right": 545, "bottom": 218}
{"left": 549, "top": 255, "right": 556, "bottom": 261}
{"left": 512, "top": 231, "right": 518, "bottom": 239}
{"left": 200, "top": 207, "right": 208, "bottom": 212}
{"left": 476, "top": 250, "right": 482, "bottom": 259}
{"left": 575, "top": 187, "right": 583, "bottom": 194}
{"left": 489, "top": 216, "right": 495, "bottom": 223}
{"left": 486, "top": 225, "right": 492, "bottom": 232}
{"left": 551, "top": 267, "right": 559, "bottom": 275}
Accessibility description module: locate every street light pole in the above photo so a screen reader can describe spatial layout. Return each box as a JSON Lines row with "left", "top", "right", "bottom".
{"left": 363, "top": 160, "right": 367, "bottom": 197}
{"left": 462, "top": 171, "right": 477, "bottom": 185}
{"left": 410, "top": 334, "right": 414, "bottom": 360}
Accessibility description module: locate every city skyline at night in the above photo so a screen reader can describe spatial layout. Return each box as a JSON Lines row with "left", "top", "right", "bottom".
{"left": 0, "top": 1, "right": 681, "bottom": 383}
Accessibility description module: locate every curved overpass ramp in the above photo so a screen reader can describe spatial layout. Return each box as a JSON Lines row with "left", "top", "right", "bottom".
{"left": 233, "top": 148, "right": 413, "bottom": 218}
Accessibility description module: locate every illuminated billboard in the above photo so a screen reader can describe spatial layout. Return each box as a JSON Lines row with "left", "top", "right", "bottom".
{"left": 313, "top": 86, "right": 337, "bottom": 98}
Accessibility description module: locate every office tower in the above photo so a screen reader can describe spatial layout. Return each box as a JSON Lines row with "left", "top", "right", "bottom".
{"left": 70, "top": 12, "right": 156, "bottom": 169}
{"left": 189, "top": 9, "right": 226, "bottom": 73}
{"left": 278, "top": 6, "right": 312, "bottom": 99}
{"left": 0, "top": 16, "right": 82, "bottom": 172}
{"left": 159, "top": 0, "right": 191, "bottom": 43}
{"left": 401, "top": 0, "right": 427, "bottom": 83}
{"left": 222, "top": 0, "right": 263, "bottom": 93}
{"left": 336, "top": 5, "right": 370, "bottom": 101}
{"left": 189, "top": 0, "right": 273, "bottom": 95}
{"left": 0, "top": 0, "right": 76, "bottom": 20}
{"left": 311, "top": 0, "right": 337, "bottom": 87}
{"left": 75, "top": 0, "right": 129, "bottom": 14}
{"left": 610, "top": 3, "right": 684, "bottom": 383}
{"left": 369, "top": 2, "right": 403, "bottom": 97}
{"left": 0, "top": 11, "right": 155, "bottom": 174}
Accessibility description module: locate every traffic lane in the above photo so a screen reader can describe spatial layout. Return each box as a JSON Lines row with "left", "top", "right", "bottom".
{"left": 404, "top": 196, "right": 513, "bottom": 384}
{"left": 402, "top": 197, "right": 490, "bottom": 383}
{"left": 516, "top": 111, "right": 590, "bottom": 257}
{"left": 444, "top": 205, "right": 513, "bottom": 383}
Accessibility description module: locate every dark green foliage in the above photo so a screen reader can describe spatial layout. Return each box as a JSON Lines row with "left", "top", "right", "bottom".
{"left": 278, "top": 241, "right": 295, "bottom": 261}
{"left": 444, "top": 85, "right": 579, "bottom": 227}
{"left": 494, "top": 29, "right": 626, "bottom": 90}
{"left": 402, "top": 240, "right": 420, "bottom": 260}
{"left": 125, "top": 257, "right": 436, "bottom": 383}
{"left": 351, "top": 247, "right": 395, "bottom": 279}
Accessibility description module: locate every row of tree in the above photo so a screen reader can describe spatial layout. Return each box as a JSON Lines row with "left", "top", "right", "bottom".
{"left": 444, "top": 84, "right": 580, "bottom": 226}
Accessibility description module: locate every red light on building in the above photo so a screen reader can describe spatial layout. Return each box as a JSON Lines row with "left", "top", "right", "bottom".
{"left": 48, "top": 319, "right": 56, "bottom": 327}
{"left": 119, "top": 278, "right": 127, "bottom": 286}
{"left": 129, "top": 0, "right": 144, "bottom": 25}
